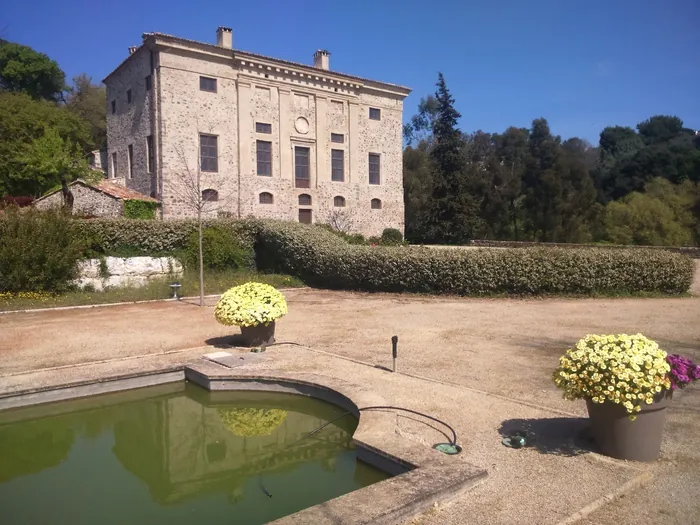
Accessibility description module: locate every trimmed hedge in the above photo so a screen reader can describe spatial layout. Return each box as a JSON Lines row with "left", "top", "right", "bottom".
{"left": 255, "top": 220, "right": 694, "bottom": 295}
{"left": 73, "top": 218, "right": 257, "bottom": 255}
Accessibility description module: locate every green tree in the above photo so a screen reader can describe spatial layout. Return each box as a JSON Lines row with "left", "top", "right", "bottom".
{"left": 425, "top": 73, "right": 481, "bottom": 243}
{"left": 402, "top": 144, "right": 432, "bottom": 241}
{"left": 0, "top": 92, "right": 90, "bottom": 196}
{"left": 65, "top": 73, "right": 107, "bottom": 150}
{"left": 493, "top": 127, "right": 529, "bottom": 240}
{"left": 0, "top": 41, "right": 65, "bottom": 101}
{"left": 637, "top": 115, "right": 687, "bottom": 145}
{"left": 13, "top": 127, "right": 91, "bottom": 208}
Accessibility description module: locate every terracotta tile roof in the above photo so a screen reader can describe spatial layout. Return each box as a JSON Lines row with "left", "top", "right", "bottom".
{"left": 94, "top": 180, "right": 159, "bottom": 202}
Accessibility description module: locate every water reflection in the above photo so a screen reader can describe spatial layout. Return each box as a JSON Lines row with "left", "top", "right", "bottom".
{"left": 0, "top": 384, "right": 386, "bottom": 524}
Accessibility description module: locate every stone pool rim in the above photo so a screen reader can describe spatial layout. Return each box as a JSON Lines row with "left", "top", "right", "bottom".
{"left": 0, "top": 361, "right": 487, "bottom": 525}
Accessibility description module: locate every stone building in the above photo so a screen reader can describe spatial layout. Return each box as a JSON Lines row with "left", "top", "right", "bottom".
{"left": 103, "top": 27, "right": 410, "bottom": 236}
{"left": 34, "top": 179, "right": 159, "bottom": 217}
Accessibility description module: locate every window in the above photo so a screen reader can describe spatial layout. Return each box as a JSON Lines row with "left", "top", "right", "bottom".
{"left": 333, "top": 196, "right": 346, "bottom": 207}
{"left": 298, "top": 194, "right": 312, "bottom": 206}
{"left": 331, "top": 149, "right": 344, "bottom": 182}
{"left": 369, "top": 153, "right": 381, "bottom": 184}
{"left": 200, "top": 134, "right": 218, "bottom": 172}
{"left": 256, "top": 122, "right": 272, "bottom": 134}
{"left": 371, "top": 198, "right": 382, "bottom": 210}
{"left": 146, "top": 135, "right": 154, "bottom": 173}
{"left": 200, "top": 76, "right": 217, "bottom": 92}
{"left": 295, "top": 146, "right": 310, "bottom": 188}
{"left": 369, "top": 107, "right": 381, "bottom": 120}
{"left": 111, "top": 152, "right": 117, "bottom": 178}
{"left": 331, "top": 133, "right": 344, "bottom": 143}
{"left": 299, "top": 209, "right": 312, "bottom": 224}
{"left": 127, "top": 89, "right": 132, "bottom": 103}
{"left": 111, "top": 100, "right": 116, "bottom": 114}
{"left": 127, "top": 145, "right": 134, "bottom": 178}
{"left": 256, "top": 140, "right": 272, "bottom": 176}
{"left": 259, "top": 192, "right": 274, "bottom": 204}
{"left": 145, "top": 75, "right": 152, "bottom": 91}
{"left": 202, "top": 189, "right": 219, "bottom": 202}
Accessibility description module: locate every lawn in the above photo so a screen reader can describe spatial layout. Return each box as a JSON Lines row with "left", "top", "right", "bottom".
{"left": 0, "top": 269, "right": 304, "bottom": 312}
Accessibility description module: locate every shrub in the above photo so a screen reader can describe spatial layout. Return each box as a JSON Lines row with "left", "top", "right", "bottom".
{"left": 254, "top": 220, "right": 694, "bottom": 295}
{"left": 0, "top": 207, "right": 85, "bottom": 292}
{"left": 182, "top": 226, "right": 254, "bottom": 271}
{"left": 553, "top": 334, "right": 671, "bottom": 419}
{"left": 73, "top": 218, "right": 258, "bottom": 256}
{"left": 381, "top": 228, "right": 404, "bottom": 245}
{"left": 123, "top": 200, "right": 158, "bottom": 220}
{"left": 214, "top": 282, "right": 288, "bottom": 327}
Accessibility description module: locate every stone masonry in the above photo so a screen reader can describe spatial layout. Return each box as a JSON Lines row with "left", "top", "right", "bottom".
{"left": 104, "top": 27, "right": 410, "bottom": 236}
{"left": 75, "top": 256, "right": 183, "bottom": 291}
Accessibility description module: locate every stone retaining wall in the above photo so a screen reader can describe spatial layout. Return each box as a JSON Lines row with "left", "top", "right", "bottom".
{"left": 75, "top": 256, "right": 183, "bottom": 291}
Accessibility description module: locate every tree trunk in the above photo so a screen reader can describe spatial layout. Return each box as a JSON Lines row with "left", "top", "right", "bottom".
{"left": 197, "top": 208, "right": 204, "bottom": 307}
{"left": 60, "top": 176, "right": 74, "bottom": 212}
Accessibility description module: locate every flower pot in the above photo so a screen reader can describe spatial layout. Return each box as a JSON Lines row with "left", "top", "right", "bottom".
{"left": 239, "top": 322, "right": 275, "bottom": 347}
{"left": 586, "top": 391, "right": 672, "bottom": 461}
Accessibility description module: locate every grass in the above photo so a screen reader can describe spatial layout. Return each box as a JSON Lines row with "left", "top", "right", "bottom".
{"left": 0, "top": 269, "right": 304, "bottom": 312}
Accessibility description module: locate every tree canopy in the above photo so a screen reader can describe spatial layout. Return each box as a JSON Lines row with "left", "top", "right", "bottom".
{"left": 0, "top": 41, "right": 65, "bottom": 101}
{"left": 403, "top": 75, "right": 700, "bottom": 246}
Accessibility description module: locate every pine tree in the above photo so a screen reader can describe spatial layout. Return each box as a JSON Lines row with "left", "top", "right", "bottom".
{"left": 425, "top": 73, "right": 481, "bottom": 243}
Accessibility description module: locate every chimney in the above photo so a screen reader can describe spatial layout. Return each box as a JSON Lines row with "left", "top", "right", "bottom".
{"left": 128, "top": 46, "right": 138, "bottom": 55}
{"left": 216, "top": 26, "right": 233, "bottom": 49}
{"left": 313, "top": 49, "right": 330, "bottom": 70}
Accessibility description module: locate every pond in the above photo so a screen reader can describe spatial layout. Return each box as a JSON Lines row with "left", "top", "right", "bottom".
{"left": 0, "top": 382, "right": 389, "bottom": 524}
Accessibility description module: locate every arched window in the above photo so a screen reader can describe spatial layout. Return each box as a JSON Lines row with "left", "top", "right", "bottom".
{"left": 333, "top": 196, "right": 346, "bottom": 207}
{"left": 298, "top": 194, "right": 312, "bottom": 206}
{"left": 202, "top": 189, "right": 219, "bottom": 202}
{"left": 371, "top": 198, "right": 382, "bottom": 210}
{"left": 259, "top": 192, "right": 274, "bottom": 204}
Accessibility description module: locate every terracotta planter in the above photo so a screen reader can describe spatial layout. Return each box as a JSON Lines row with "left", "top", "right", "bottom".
{"left": 239, "top": 322, "right": 275, "bottom": 347}
{"left": 586, "top": 391, "right": 672, "bottom": 461}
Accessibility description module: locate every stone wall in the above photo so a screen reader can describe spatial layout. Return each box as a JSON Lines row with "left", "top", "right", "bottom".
{"left": 34, "top": 185, "right": 123, "bottom": 217}
{"left": 106, "top": 47, "right": 156, "bottom": 198}
{"left": 75, "top": 256, "right": 183, "bottom": 291}
{"left": 104, "top": 34, "right": 408, "bottom": 237}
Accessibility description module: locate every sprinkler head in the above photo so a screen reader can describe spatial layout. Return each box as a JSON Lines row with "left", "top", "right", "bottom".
{"left": 433, "top": 443, "right": 462, "bottom": 455}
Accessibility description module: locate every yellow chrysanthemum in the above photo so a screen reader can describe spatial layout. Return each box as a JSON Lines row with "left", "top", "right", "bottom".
{"left": 214, "top": 282, "right": 288, "bottom": 327}
{"left": 552, "top": 334, "right": 669, "bottom": 419}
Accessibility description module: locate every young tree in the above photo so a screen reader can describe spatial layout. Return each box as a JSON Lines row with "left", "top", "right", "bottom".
{"left": 13, "top": 126, "right": 92, "bottom": 208}
{"left": 326, "top": 208, "right": 356, "bottom": 233}
{"left": 167, "top": 143, "right": 230, "bottom": 306}
{"left": 0, "top": 41, "right": 66, "bottom": 101}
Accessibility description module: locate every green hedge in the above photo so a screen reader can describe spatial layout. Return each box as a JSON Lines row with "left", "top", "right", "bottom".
{"left": 255, "top": 220, "right": 694, "bottom": 295}
{"left": 123, "top": 200, "right": 158, "bottom": 220}
{"left": 73, "top": 218, "right": 257, "bottom": 255}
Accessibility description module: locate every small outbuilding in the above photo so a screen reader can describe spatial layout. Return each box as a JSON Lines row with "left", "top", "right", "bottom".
{"left": 33, "top": 179, "right": 159, "bottom": 218}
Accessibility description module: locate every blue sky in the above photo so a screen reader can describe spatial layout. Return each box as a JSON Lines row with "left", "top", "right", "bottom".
{"left": 3, "top": 0, "right": 698, "bottom": 143}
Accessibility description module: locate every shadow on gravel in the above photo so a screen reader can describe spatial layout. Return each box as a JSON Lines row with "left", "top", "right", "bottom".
{"left": 498, "top": 417, "right": 597, "bottom": 456}
{"left": 205, "top": 335, "right": 247, "bottom": 348}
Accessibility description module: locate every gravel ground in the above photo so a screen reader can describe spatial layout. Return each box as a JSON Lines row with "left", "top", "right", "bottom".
{"left": 1, "top": 290, "right": 698, "bottom": 523}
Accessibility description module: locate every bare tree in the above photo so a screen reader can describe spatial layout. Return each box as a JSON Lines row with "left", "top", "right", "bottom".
{"left": 326, "top": 208, "right": 356, "bottom": 233}
{"left": 167, "top": 141, "right": 232, "bottom": 307}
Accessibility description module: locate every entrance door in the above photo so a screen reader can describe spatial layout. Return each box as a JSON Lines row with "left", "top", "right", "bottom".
{"left": 298, "top": 209, "right": 312, "bottom": 224}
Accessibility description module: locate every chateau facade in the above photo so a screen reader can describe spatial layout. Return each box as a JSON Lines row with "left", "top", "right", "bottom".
{"left": 103, "top": 27, "right": 410, "bottom": 235}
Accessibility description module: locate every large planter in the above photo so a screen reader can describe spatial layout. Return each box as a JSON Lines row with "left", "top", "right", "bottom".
{"left": 239, "top": 322, "right": 276, "bottom": 347}
{"left": 586, "top": 391, "right": 672, "bottom": 461}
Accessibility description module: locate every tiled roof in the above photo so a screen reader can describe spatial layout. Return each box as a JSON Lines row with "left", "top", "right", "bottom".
{"left": 94, "top": 180, "right": 159, "bottom": 202}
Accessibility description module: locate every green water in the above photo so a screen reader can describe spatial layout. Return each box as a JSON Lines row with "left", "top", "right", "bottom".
{"left": 0, "top": 383, "right": 388, "bottom": 524}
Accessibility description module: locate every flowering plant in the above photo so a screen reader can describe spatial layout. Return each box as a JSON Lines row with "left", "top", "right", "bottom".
{"left": 214, "top": 282, "right": 287, "bottom": 327}
{"left": 667, "top": 354, "right": 700, "bottom": 390}
{"left": 553, "top": 334, "right": 671, "bottom": 420}
{"left": 219, "top": 408, "right": 287, "bottom": 437}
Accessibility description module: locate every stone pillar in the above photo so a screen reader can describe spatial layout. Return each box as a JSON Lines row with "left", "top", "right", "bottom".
{"left": 315, "top": 95, "right": 327, "bottom": 185}
{"left": 348, "top": 101, "right": 361, "bottom": 184}
{"left": 279, "top": 89, "right": 292, "bottom": 180}
{"left": 236, "top": 81, "right": 252, "bottom": 217}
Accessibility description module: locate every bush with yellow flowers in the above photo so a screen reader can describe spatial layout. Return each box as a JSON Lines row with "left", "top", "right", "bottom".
{"left": 553, "top": 334, "right": 671, "bottom": 420}
{"left": 214, "top": 282, "right": 287, "bottom": 327}
{"left": 219, "top": 408, "right": 287, "bottom": 437}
